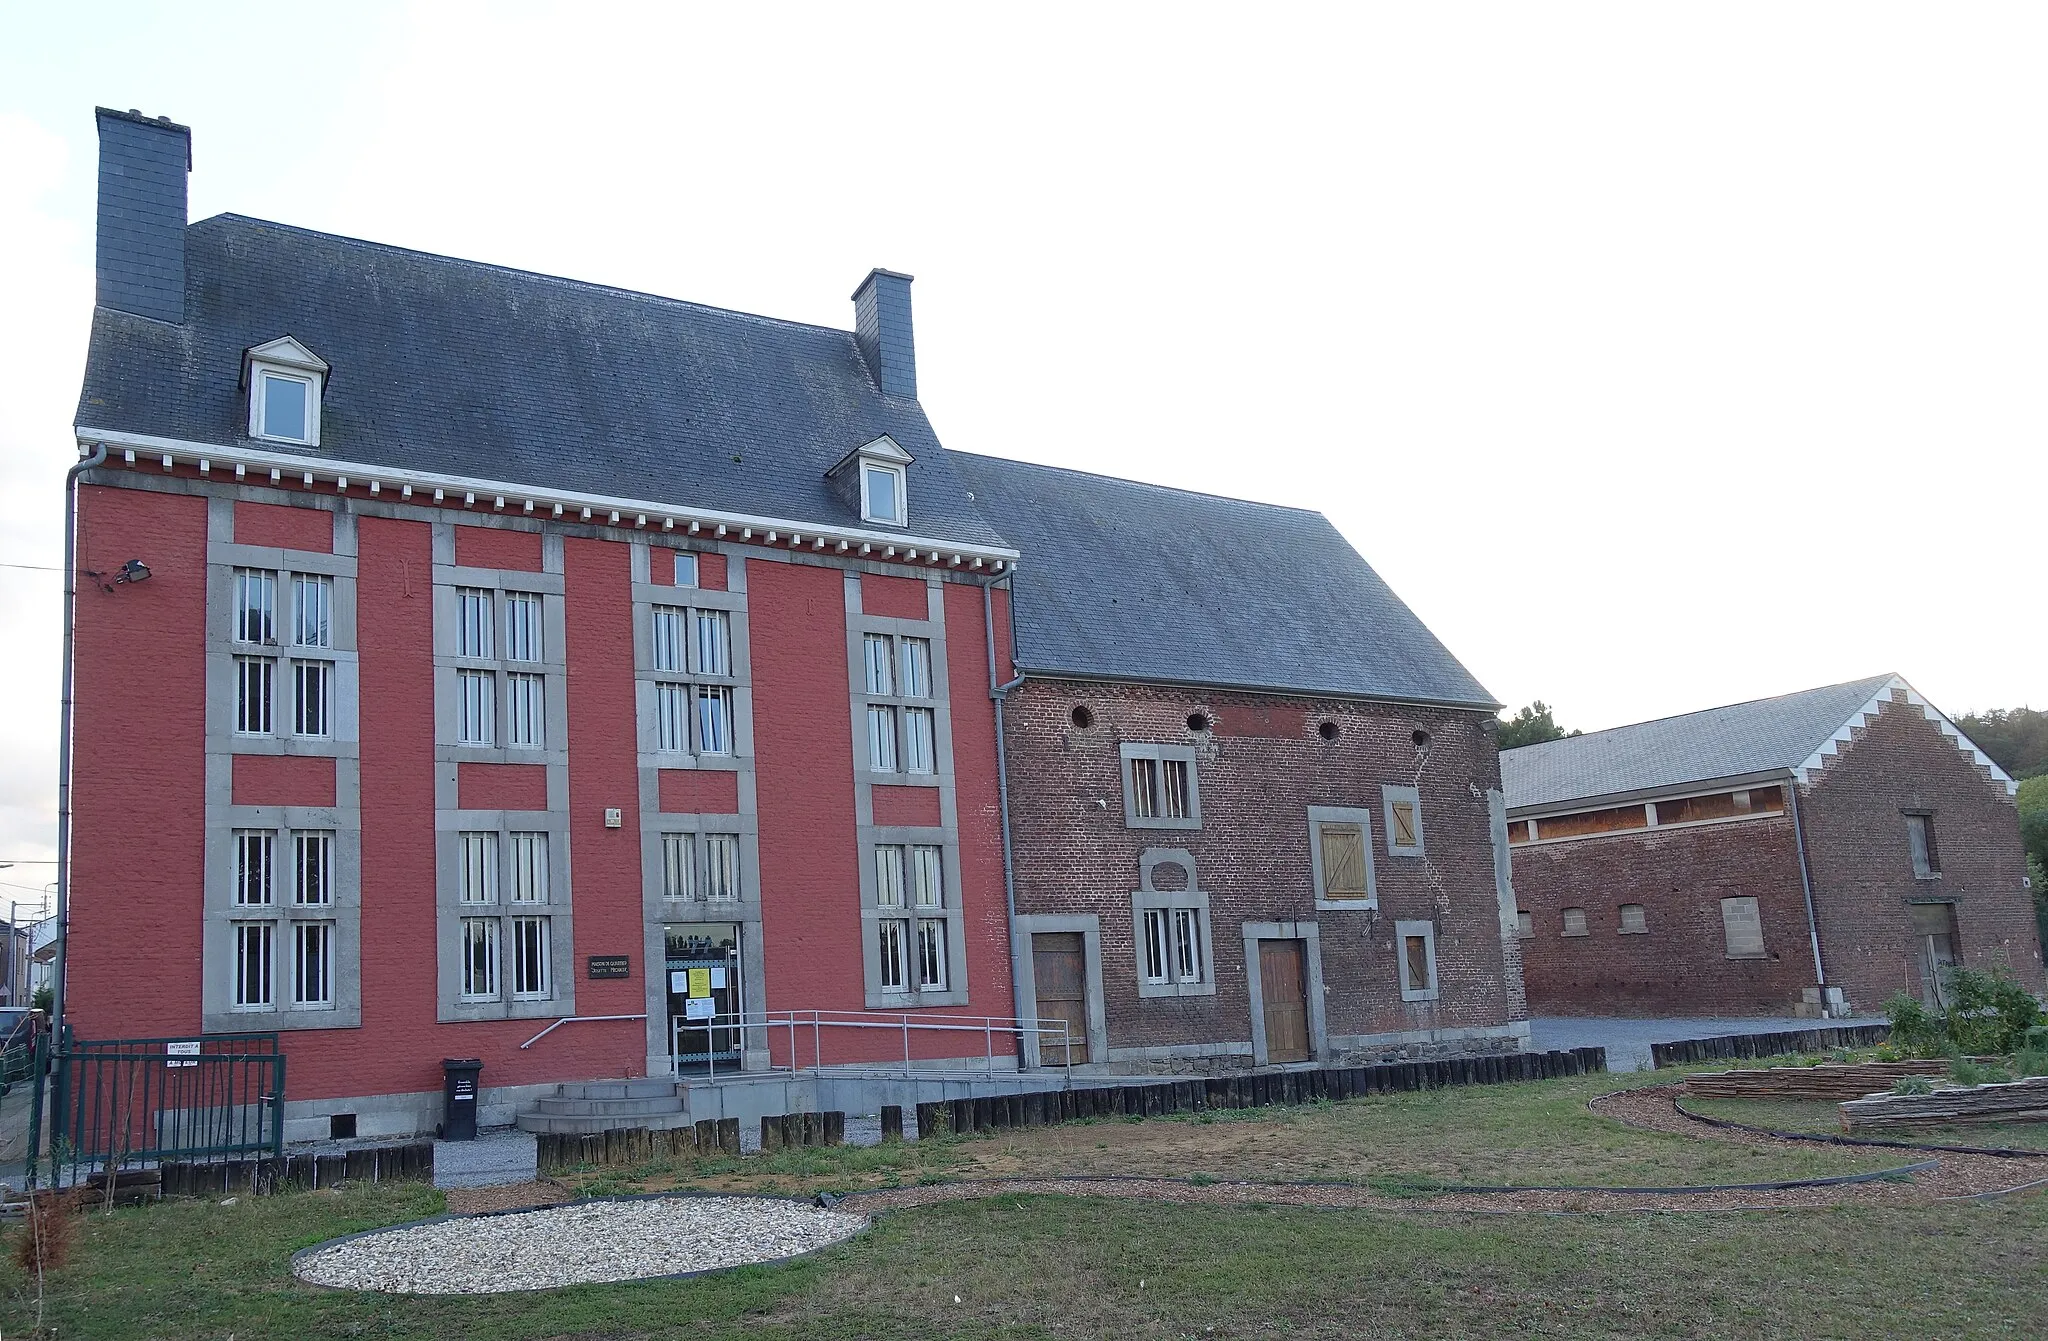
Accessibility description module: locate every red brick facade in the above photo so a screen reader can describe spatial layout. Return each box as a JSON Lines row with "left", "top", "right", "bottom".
{"left": 1001, "top": 677, "right": 1525, "bottom": 1069}
{"left": 1512, "top": 691, "right": 2042, "bottom": 1017}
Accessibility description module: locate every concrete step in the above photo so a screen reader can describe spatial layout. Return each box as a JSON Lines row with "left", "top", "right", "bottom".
{"left": 514, "top": 1109, "right": 698, "bottom": 1135}
{"left": 533, "top": 1095, "right": 686, "bottom": 1118}
{"left": 558, "top": 1079, "right": 680, "bottom": 1102}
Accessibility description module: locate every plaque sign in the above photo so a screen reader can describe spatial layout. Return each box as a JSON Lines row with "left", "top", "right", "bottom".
{"left": 586, "top": 954, "right": 632, "bottom": 980}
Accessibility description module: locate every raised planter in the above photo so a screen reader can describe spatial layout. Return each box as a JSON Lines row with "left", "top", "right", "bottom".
{"left": 1682, "top": 1059, "right": 1948, "bottom": 1102}
{"left": 1649, "top": 1024, "right": 1891, "bottom": 1068}
{"left": 1839, "top": 1075, "right": 2048, "bottom": 1132}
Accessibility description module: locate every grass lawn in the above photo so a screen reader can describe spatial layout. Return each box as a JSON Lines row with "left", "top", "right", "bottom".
{"left": 3, "top": 1069, "right": 2042, "bottom": 1339}
{"left": 1684, "top": 1095, "right": 2048, "bottom": 1152}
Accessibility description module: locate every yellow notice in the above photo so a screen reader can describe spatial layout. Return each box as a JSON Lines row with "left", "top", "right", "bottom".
{"left": 688, "top": 968, "right": 712, "bottom": 998}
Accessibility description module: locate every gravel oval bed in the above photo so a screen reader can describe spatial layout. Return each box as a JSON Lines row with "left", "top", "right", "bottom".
{"left": 294, "top": 1196, "right": 869, "bottom": 1294}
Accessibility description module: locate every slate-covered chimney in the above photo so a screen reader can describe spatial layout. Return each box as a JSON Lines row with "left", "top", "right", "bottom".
{"left": 852, "top": 268, "right": 917, "bottom": 399}
{"left": 94, "top": 107, "right": 191, "bottom": 325}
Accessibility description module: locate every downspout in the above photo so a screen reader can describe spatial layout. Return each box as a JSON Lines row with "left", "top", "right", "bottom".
{"left": 52, "top": 443, "right": 108, "bottom": 1046}
{"left": 979, "top": 570, "right": 1029, "bottom": 1057}
{"left": 1788, "top": 774, "right": 1830, "bottom": 1009}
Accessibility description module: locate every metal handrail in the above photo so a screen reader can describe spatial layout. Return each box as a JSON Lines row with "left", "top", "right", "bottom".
{"left": 667, "top": 1008, "right": 1076, "bottom": 1080}
{"left": 520, "top": 1013, "right": 647, "bottom": 1049}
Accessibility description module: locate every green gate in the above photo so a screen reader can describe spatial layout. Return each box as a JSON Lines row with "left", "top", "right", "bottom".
{"left": 29, "top": 1031, "right": 285, "bottom": 1188}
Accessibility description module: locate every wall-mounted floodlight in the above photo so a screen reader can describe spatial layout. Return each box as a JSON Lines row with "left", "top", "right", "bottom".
{"left": 83, "top": 558, "right": 151, "bottom": 593}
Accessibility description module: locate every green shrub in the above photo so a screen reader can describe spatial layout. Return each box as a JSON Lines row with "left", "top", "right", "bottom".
{"left": 1890, "top": 1075, "right": 1936, "bottom": 1096}
{"left": 2015, "top": 1049, "right": 2048, "bottom": 1079}
{"left": 1884, "top": 994, "right": 1947, "bottom": 1057}
{"left": 1943, "top": 967, "right": 2043, "bottom": 1056}
{"left": 1950, "top": 1058, "right": 2013, "bottom": 1088}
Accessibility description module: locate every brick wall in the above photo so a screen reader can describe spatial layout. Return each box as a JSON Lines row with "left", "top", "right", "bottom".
{"left": 1002, "top": 677, "right": 1520, "bottom": 1065}
{"left": 1801, "top": 690, "right": 2043, "bottom": 1009}
{"left": 1510, "top": 814, "right": 1815, "bottom": 1015}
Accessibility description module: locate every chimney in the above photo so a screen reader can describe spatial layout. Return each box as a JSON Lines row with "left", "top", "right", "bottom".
{"left": 851, "top": 268, "right": 917, "bottom": 399}
{"left": 94, "top": 107, "right": 192, "bottom": 324}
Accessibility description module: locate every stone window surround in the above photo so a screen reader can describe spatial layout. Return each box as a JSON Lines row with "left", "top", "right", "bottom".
{"left": 1381, "top": 783, "right": 1424, "bottom": 857}
{"left": 1120, "top": 741, "right": 1202, "bottom": 830}
{"left": 431, "top": 546, "right": 569, "bottom": 764}
{"left": 1131, "top": 848, "right": 1216, "bottom": 999}
{"left": 1241, "top": 920, "right": 1329, "bottom": 1067}
{"left": 1395, "top": 918, "right": 1440, "bottom": 1002}
{"left": 433, "top": 812, "right": 576, "bottom": 1022}
{"left": 629, "top": 541, "right": 767, "bottom": 1075}
{"left": 1307, "top": 805, "right": 1379, "bottom": 910}
{"left": 1011, "top": 913, "right": 1109, "bottom": 1069}
{"left": 203, "top": 807, "right": 363, "bottom": 1032}
{"left": 845, "top": 573, "right": 969, "bottom": 1009}
{"left": 202, "top": 498, "right": 362, "bottom": 1035}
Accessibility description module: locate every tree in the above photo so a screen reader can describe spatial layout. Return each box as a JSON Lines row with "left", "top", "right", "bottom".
{"left": 2021, "top": 777, "right": 2048, "bottom": 953}
{"left": 1954, "top": 707, "right": 2048, "bottom": 780}
{"left": 1497, "top": 701, "right": 1582, "bottom": 751}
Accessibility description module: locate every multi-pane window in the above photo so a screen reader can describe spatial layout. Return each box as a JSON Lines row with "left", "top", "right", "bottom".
{"left": 649, "top": 602, "right": 736, "bottom": 757}
{"left": 1129, "top": 757, "right": 1192, "bottom": 821}
{"left": 452, "top": 586, "right": 552, "bottom": 752}
{"left": 861, "top": 632, "right": 939, "bottom": 776}
{"left": 293, "top": 922, "right": 333, "bottom": 1007}
{"left": 660, "top": 832, "right": 742, "bottom": 902}
{"left": 231, "top": 566, "right": 341, "bottom": 740}
{"left": 294, "top": 831, "right": 332, "bottom": 906}
{"left": 451, "top": 828, "right": 560, "bottom": 1007}
{"left": 1140, "top": 908, "right": 1204, "bottom": 986}
{"left": 233, "top": 922, "right": 273, "bottom": 1008}
{"left": 234, "top": 830, "right": 274, "bottom": 906}
{"left": 874, "top": 843, "right": 949, "bottom": 994}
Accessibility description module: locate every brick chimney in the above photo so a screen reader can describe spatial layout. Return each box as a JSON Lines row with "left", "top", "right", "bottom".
{"left": 851, "top": 268, "right": 916, "bottom": 399}
{"left": 94, "top": 107, "right": 191, "bottom": 325}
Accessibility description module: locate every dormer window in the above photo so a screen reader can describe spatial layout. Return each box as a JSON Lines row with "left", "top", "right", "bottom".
{"left": 862, "top": 461, "right": 905, "bottom": 524}
{"left": 243, "top": 336, "right": 329, "bottom": 447}
{"left": 826, "top": 434, "right": 915, "bottom": 527}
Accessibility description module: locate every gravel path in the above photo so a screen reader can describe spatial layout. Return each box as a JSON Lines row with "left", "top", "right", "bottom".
{"left": 295, "top": 1196, "right": 868, "bottom": 1294}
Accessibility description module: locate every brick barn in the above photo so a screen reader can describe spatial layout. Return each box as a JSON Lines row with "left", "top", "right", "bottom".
{"left": 1503, "top": 675, "right": 2042, "bottom": 1018}
{"left": 58, "top": 108, "right": 1522, "bottom": 1140}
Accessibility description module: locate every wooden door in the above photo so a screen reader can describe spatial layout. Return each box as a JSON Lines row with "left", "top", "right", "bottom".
{"left": 1032, "top": 933, "right": 1091, "bottom": 1066}
{"left": 1910, "top": 903, "right": 1958, "bottom": 1009}
{"left": 1259, "top": 939, "right": 1310, "bottom": 1063}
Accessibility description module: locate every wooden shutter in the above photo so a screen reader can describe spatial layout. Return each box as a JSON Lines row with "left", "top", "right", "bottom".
{"left": 1391, "top": 802, "right": 1418, "bottom": 849}
{"left": 1318, "top": 824, "right": 1368, "bottom": 898}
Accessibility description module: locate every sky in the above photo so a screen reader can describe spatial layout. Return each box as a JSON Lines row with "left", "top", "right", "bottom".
{"left": 1, "top": 2, "right": 2044, "bottom": 884}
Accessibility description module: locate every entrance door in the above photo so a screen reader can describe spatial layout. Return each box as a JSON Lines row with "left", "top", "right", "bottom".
{"left": 1259, "top": 939, "right": 1310, "bottom": 1063}
{"left": 1031, "top": 933, "right": 1091, "bottom": 1066}
{"left": 1910, "top": 903, "right": 1959, "bottom": 1009}
{"left": 665, "top": 923, "right": 743, "bottom": 1074}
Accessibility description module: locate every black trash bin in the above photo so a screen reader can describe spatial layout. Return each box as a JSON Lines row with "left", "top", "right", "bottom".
{"left": 441, "top": 1058, "right": 483, "bottom": 1140}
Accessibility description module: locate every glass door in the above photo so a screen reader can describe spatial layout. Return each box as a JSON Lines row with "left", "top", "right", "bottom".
{"left": 665, "top": 923, "right": 743, "bottom": 1074}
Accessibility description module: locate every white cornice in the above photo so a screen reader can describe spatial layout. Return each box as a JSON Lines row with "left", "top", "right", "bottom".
{"left": 74, "top": 425, "right": 1019, "bottom": 571}
{"left": 1793, "top": 673, "right": 2017, "bottom": 797}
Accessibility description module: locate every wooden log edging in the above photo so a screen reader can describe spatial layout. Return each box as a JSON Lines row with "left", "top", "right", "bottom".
{"left": 1649, "top": 1024, "right": 1891, "bottom": 1069}
{"left": 1840, "top": 1076, "right": 2048, "bottom": 1132}
{"left": 159, "top": 1140, "right": 437, "bottom": 1198}
{"left": 910, "top": 1047, "right": 1605, "bottom": 1140}
{"left": 1682, "top": 1059, "right": 1948, "bottom": 1102}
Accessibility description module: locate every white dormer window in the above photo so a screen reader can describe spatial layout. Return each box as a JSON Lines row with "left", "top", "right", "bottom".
{"left": 244, "top": 336, "right": 329, "bottom": 447}
{"left": 827, "top": 434, "right": 916, "bottom": 527}
{"left": 862, "top": 460, "right": 906, "bottom": 524}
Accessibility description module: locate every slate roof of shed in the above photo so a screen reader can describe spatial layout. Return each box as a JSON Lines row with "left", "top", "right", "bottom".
{"left": 76, "top": 212, "right": 1497, "bottom": 708}
{"left": 1499, "top": 674, "right": 1898, "bottom": 811}
{"left": 946, "top": 453, "right": 1498, "bottom": 708}
{"left": 75, "top": 214, "right": 1010, "bottom": 549}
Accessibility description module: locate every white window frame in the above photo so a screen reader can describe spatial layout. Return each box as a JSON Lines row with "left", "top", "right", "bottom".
{"left": 860, "top": 460, "right": 907, "bottom": 526}
{"left": 292, "top": 920, "right": 334, "bottom": 1008}
{"left": 232, "top": 921, "right": 274, "bottom": 1009}
{"left": 646, "top": 599, "right": 737, "bottom": 759}
{"left": 244, "top": 337, "right": 328, "bottom": 447}
{"left": 1120, "top": 743, "right": 1201, "bottom": 830}
{"left": 1382, "top": 784, "right": 1424, "bottom": 857}
{"left": 1395, "top": 919, "right": 1439, "bottom": 1002}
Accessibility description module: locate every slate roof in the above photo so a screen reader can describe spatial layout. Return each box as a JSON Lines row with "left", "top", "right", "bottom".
{"left": 946, "top": 453, "right": 1499, "bottom": 708}
{"left": 74, "top": 214, "right": 1010, "bottom": 549}
{"left": 1500, "top": 675, "right": 1898, "bottom": 811}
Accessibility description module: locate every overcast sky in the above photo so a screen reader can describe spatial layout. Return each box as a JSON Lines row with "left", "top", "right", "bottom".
{"left": 2, "top": 3, "right": 2043, "bottom": 885}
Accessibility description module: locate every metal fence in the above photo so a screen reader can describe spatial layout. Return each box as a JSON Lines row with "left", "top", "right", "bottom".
{"left": 665, "top": 1009, "right": 1076, "bottom": 1079}
{"left": 29, "top": 1031, "right": 285, "bottom": 1188}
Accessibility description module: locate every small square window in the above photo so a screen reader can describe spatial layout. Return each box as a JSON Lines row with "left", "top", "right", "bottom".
{"left": 1515, "top": 910, "right": 1534, "bottom": 938}
{"left": 674, "top": 552, "right": 699, "bottom": 588}
{"left": 260, "top": 372, "right": 310, "bottom": 442}
{"left": 1561, "top": 907, "right": 1589, "bottom": 937}
{"left": 1382, "top": 785, "right": 1424, "bottom": 856}
{"left": 1121, "top": 744, "right": 1200, "bottom": 829}
{"left": 1618, "top": 903, "right": 1648, "bottom": 935}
